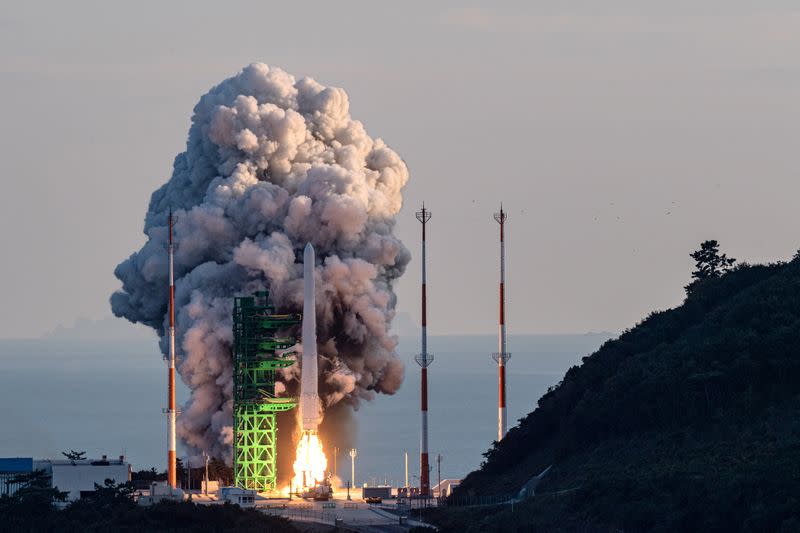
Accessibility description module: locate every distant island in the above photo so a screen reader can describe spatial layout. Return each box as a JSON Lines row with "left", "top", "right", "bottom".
{"left": 43, "top": 317, "right": 155, "bottom": 342}
{"left": 432, "top": 241, "right": 800, "bottom": 532}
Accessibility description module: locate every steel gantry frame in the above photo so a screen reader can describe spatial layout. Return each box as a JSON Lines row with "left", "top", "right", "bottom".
{"left": 233, "top": 291, "right": 300, "bottom": 491}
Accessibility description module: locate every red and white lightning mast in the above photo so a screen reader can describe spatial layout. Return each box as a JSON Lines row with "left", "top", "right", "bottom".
{"left": 492, "top": 205, "right": 510, "bottom": 441}
{"left": 415, "top": 204, "right": 433, "bottom": 497}
{"left": 167, "top": 209, "right": 177, "bottom": 488}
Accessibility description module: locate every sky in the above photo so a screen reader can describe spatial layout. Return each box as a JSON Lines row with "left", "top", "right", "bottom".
{"left": 1, "top": 1, "right": 798, "bottom": 338}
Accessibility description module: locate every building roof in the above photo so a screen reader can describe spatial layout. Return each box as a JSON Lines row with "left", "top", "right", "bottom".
{"left": 432, "top": 479, "right": 461, "bottom": 491}
{"left": 50, "top": 458, "right": 128, "bottom": 467}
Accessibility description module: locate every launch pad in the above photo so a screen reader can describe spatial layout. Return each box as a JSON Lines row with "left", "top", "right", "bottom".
{"left": 232, "top": 291, "right": 300, "bottom": 491}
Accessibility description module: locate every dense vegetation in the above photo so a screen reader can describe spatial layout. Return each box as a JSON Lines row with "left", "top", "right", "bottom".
{"left": 0, "top": 471, "right": 297, "bottom": 532}
{"left": 436, "top": 243, "right": 800, "bottom": 532}
{"left": 131, "top": 457, "right": 233, "bottom": 490}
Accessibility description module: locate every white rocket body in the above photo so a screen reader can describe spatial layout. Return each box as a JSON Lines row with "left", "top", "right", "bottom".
{"left": 301, "top": 243, "right": 321, "bottom": 432}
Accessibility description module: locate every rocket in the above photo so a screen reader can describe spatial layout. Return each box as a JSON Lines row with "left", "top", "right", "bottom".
{"left": 300, "top": 243, "right": 321, "bottom": 432}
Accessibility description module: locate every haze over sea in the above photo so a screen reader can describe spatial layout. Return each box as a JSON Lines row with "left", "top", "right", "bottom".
{"left": 0, "top": 325, "right": 611, "bottom": 486}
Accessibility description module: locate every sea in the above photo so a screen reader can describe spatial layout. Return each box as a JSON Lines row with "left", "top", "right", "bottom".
{"left": 0, "top": 333, "right": 612, "bottom": 487}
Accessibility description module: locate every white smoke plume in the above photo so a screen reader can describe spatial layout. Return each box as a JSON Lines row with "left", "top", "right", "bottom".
{"left": 111, "top": 63, "right": 410, "bottom": 463}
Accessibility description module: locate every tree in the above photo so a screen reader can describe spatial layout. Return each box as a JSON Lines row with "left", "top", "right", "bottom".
{"left": 1, "top": 471, "right": 299, "bottom": 532}
{"left": 132, "top": 467, "right": 167, "bottom": 483}
{"left": 61, "top": 450, "right": 86, "bottom": 461}
{"left": 67, "top": 479, "right": 135, "bottom": 514}
{"left": 208, "top": 457, "right": 234, "bottom": 486}
{"left": 3, "top": 469, "right": 67, "bottom": 505}
{"left": 686, "top": 240, "right": 736, "bottom": 294}
{"left": 0, "top": 469, "right": 68, "bottom": 528}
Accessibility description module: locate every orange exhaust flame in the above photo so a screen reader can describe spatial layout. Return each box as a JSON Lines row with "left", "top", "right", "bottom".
{"left": 292, "top": 431, "right": 327, "bottom": 490}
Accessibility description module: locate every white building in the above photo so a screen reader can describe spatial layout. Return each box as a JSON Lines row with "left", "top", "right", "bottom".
{"left": 50, "top": 456, "right": 131, "bottom": 501}
{"left": 220, "top": 486, "right": 255, "bottom": 507}
{"left": 0, "top": 455, "right": 131, "bottom": 502}
{"left": 0, "top": 458, "right": 36, "bottom": 497}
{"left": 137, "top": 481, "right": 185, "bottom": 506}
{"left": 432, "top": 478, "right": 460, "bottom": 498}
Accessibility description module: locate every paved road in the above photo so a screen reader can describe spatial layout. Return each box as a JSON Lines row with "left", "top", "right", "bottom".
{"left": 255, "top": 497, "right": 433, "bottom": 532}
{"left": 187, "top": 490, "right": 435, "bottom": 532}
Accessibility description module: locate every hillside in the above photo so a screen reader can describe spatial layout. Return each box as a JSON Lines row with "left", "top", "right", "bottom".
{"left": 436, "top": 257, "right": 800, "bottom": 532}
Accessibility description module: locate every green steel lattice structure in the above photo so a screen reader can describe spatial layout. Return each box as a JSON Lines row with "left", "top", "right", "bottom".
{"left": 233, "top": 291, "right": 300, "bottom": 491}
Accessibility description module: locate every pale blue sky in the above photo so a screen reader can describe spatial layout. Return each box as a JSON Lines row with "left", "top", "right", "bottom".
{"left": 1, "top": 2, "right": 798, "bottom": 338}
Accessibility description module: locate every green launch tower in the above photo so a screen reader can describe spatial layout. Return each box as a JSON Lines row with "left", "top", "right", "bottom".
{"left": 232, "top": 291, "right": 300, "bottom": 491}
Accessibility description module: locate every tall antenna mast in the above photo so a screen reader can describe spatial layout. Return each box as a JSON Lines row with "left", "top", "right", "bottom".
{"left": 415, "top": 203, "right": 433, "bottom": 497}
{"left": 349, "top": 448, "right": 358, "bottom": 489}
{"left": 492, "top": 204, "right": 510, "bottom": 441}
{"left": 167, "top": 208, "right": 177, "bottom": 488}
{"left": 404, "top": 450, "right": 409, "bottom": 488}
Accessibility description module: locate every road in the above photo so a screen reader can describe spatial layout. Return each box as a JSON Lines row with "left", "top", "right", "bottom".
{"left": 255, "top": 495, "right": 434, "bottom": 532}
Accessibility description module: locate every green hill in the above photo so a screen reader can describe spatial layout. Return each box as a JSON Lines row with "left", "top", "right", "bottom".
{"left": 435, "top": 254, "right": 800, "bottom": 532}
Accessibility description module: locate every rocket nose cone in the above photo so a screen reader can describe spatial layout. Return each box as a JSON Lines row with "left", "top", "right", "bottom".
{"left": 304, "top": 242, "right": 315, "bottom": 261}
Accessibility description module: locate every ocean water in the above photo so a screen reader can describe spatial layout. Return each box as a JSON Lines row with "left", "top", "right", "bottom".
{"left": 0, "top": 333, "right": 611, "bottom": 486}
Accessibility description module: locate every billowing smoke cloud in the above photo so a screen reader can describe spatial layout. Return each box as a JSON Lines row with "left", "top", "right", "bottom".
{"left": 111, "top": 63, "right": 410, "bottom": 462}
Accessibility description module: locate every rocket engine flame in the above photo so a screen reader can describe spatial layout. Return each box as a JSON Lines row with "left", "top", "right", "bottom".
{"left": 110, "top": 63, "right": 410, "bottom": 465}
{"left": 292, "top": 431, "right": 327, "bottom": 490}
